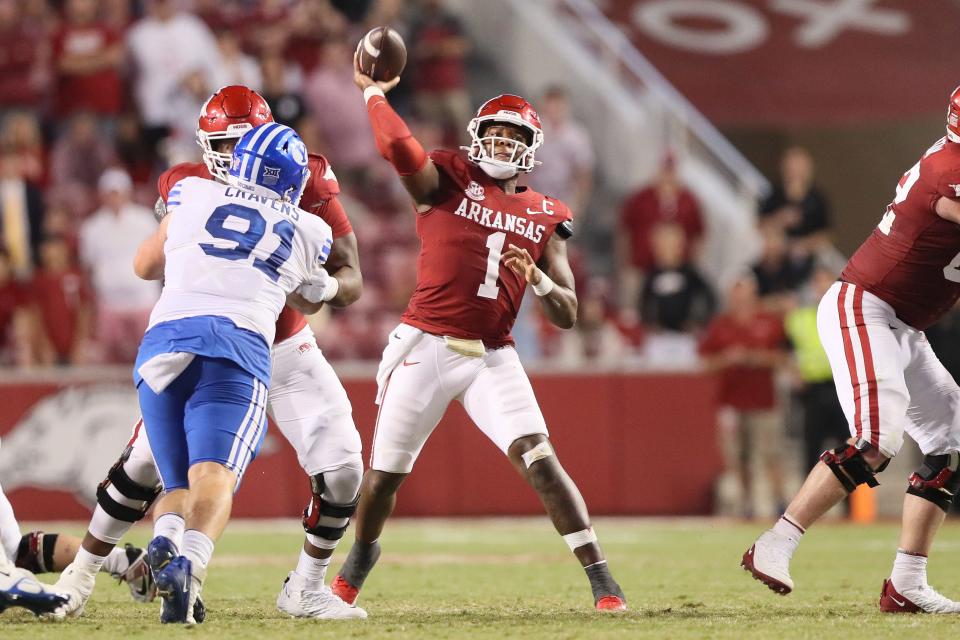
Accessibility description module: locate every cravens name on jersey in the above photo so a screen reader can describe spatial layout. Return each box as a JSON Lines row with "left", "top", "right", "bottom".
{"left": 451, "top": 196, "right": 546, "bottom": 243}
{"left": 223, "top": 185, "right": 300, "bottom": 220}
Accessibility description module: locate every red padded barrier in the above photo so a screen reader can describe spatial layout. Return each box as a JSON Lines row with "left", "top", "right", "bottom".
{"left": 0, "top": 371, "right": 721, "bottom": 519}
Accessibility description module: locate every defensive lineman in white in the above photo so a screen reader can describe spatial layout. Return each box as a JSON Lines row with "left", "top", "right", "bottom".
{"left": 103, "top": 123, "right": 353, "bottom": 624}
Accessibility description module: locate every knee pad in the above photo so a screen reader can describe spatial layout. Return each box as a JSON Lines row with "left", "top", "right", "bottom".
{"left": 302, "top": 462, "right": 362, "bottom": 543}
{"left": 96, "top": 446, "right": 162, "bottom": 523}
{"left": 819, "top": 441, "right": 884, "bottom": 493}
{"left": 906, "top": 451, "right": 960, "bottom": 512}
{"left": 15, "top": 531, "right": 57, "bottom": 574}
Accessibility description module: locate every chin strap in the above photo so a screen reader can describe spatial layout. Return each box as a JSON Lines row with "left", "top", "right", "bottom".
{"left": 477, "top": 159, "right": 518, "bottom": 180}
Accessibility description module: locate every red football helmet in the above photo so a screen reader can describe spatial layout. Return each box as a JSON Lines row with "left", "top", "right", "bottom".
{"left": 948, "top": 85, "right": 960, "bottom": 143}
{"left": 466, "top": 94, "right": 543, "bottom": 178}
{"left": 197, "top": 85, "right": 273, "bottom": 181}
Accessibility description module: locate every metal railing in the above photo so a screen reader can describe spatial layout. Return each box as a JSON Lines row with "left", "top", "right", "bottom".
{"left": 554, "top": 0, "right": 770, "bottom": 199}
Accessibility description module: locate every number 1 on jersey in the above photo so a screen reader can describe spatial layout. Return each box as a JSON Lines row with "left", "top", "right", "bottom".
{"left": 477, "top": 231, "right": 506, "bottom": 299}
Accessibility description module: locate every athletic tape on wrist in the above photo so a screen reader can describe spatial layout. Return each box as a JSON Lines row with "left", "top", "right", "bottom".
{"left": 363, "top": 85, "right": 385, "bottom": 103}
{"left": 532, "top": 273, "right": 555, "bottom": 297}
{"left": 322, "top": 276, "right": 340, "bottom": 302}
{"left": 562, "top": 527, "right": 598, "bottom": 551}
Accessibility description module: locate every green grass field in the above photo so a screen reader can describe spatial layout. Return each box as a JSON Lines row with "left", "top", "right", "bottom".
{"left": 2, "top": 518, "right": 959, "bottom": 638}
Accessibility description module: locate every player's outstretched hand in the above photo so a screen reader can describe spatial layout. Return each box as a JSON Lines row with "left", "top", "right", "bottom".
{"left": 503, "top": 244, "right": 542, "bottom": 285}
{"left": 353, "top": 51, "right": 401, "bottom": 94}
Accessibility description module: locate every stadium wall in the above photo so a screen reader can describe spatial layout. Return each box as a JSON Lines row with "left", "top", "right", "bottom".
{"left": 0, "top": 369, "right": 722, "bottom": 519}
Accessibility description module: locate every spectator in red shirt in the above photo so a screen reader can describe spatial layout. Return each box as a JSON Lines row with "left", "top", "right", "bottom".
{"left": 0, "top": 0, "right": 49, "bottom": 108}
{"left": 30, "top": 234, "right": 93, "bottom": 365}
{"left": 48, "top": 112, "right": 116, "bottom": 215}
{"left": 409, "top": 0, "right": 471, "bottom": 144}
{"left": 51, "top": 0, "right": 125, "bottom": 119}
{"left": 617, "top": 152, "right": 704, "bottom": 310}
{"left": 700, "top": 273, "right": 788, "bottom": 518}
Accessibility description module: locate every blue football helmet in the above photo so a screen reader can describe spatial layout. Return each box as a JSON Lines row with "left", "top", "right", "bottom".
{"left": 227, "top": 123, "right": 310, "bottom": 205}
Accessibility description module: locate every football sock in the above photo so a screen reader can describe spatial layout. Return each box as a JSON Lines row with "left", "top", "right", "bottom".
{"left": 100, "top": 547, "right": 131, "bottom": 576}
{"left": 182, "top": 530, "right": 214, "bottom": 573}
{"left": 584, "top": 560, "right": 625, "bottom": 602}
{"left": 75, "top": 547, "right": 107, "bottom": 576}
{"left": 294, "top": 549, "right": 331, "bottom": 588}
{"left": 339, "top": 539, "right": 381, "bottom": 589}
{"left": 890, "top": 549, "right": 927, "bottom": 590}
{"left": 772, "top": 514, "right": 805, "bottom": 557}
{"left": 154, "top": 513, "right": 185, "bottom": 553}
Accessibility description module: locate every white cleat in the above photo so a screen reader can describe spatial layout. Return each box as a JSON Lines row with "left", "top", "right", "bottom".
{"left": 880, "top": 579, "right": 960, "bottom": 614}
{"left": 741, "top": 530, "right": 795, "bottom": 595}
{"left": 276, "top": 572, "right": 368, "bottom": 620}
{"left": 50, "top": 561, "right": 97, "bottom": 618}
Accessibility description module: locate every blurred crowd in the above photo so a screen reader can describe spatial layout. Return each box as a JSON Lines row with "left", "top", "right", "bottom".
{"left": 1, "top": 0, "right": 954, "bottom": 515}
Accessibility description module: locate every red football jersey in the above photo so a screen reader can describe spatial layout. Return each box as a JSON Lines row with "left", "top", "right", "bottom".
{"left": 842, "top": 137, "right": 960, "bottom": 330}
{"left": 400, "top": 150, "right": 573, "bottom": 348}
{"left": 156, "top": 153, "right": 351, "bottom": 343}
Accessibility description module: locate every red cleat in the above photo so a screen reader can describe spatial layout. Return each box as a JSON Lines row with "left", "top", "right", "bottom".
{"left": 879, "top": 579, "right": 922, "bottom": 614}
{"left": 330, "top": 574, "right": 360, "bottom": 606}
{"left": 595, "top": 595, "right": 627, "bottom": 612}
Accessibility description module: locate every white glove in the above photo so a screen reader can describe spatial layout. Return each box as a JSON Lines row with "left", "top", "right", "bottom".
{"left": 296, "top": 267, "right": 339, "bottom": 303}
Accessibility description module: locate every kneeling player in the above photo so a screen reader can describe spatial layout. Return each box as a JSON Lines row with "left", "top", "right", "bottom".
{"left": 0, "top": 462, "right": 67, "bottom": 616}
{"left": 0, "top": 441, "right": 150, "bottom": 612}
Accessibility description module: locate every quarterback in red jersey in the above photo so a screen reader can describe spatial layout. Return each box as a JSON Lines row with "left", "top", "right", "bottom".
{"left": 54, "top": 86, "right": 367, "bottom": 621}
{"left": 743, "top": 87, "right": 960, "bottom": 614}
{"left": 328, "top": 57, "right": 626, "bottom": 613}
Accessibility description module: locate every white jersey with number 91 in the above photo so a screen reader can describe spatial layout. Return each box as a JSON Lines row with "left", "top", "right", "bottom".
{"left": 148, "top": 176, "right": 333, "bottom": 345}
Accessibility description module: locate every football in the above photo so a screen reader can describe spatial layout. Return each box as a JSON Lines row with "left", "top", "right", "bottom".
{"left": 356, "top": 26, "right": 407, "bottom": 83}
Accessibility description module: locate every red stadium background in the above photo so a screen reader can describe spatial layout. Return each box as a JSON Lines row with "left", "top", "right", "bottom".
{"left": 0, "top": 371, "right": 721, "bottom": 519}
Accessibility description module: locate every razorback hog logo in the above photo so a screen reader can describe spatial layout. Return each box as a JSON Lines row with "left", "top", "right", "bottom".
{"left": 0, "top": 385, "right": 142, "bottom": 505}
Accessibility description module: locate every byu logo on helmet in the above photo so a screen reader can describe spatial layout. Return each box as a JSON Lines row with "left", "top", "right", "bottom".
{"left": 228, "top": 123, "right": 311, "bottom": 205}
{"left": 288, "top": 137, "right": 307, "bottom": 165}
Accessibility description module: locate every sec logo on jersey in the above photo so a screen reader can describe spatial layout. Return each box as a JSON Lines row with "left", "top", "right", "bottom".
{"left": 465, "top": 181, "right": 485, "bottom": 201}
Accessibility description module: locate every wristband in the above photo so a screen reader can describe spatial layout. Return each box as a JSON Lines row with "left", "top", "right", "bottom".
{"left": 532, "top": 272, "right": 555, "bottom": 297}
{"left": 363, "top": 85, "right": 385, "bottom": 104}
{"left": 322, "top": 276, "right": 340, "bottom": 302}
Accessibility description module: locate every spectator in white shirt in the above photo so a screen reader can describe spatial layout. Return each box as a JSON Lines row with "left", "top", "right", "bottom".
{"left": 526, "top": 86, "right": 595, "bottom": 216}
{"left": 79, "top": 168, "right": 159, "bottom": 363}
{"left": 126, "top": 0, "right": 221, "bottom": 160}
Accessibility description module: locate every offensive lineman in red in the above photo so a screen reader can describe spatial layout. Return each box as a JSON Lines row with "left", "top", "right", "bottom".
{"left": 54, "top": 86, "right": 367, "bottom": 620}
{"left": 328, "top": 56, "right": 626, "bottom": 612}
{"left": 743, "top": 87, "right": 960, "bottom": 613}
